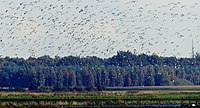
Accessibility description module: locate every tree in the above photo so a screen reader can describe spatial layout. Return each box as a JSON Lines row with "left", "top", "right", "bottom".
{"left": 68, "top": 71, "right": 76, "bottom": 88}
{"left": 1, "top": 51, "right": 200, "bottom": 91}
{"left": 124, "top": 73, "right": 132, "bottom": 86}
{"left": 144, "top": 65, "right": 155, "bottom": 86}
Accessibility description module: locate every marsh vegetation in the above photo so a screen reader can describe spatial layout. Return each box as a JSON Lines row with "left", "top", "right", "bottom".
{"left": 0, "top": 86, "right": 200, "bottom": 107}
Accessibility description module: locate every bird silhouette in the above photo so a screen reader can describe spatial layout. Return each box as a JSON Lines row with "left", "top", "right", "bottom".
{"left": 0, "top": 0, "right": 199, "bottom": 58}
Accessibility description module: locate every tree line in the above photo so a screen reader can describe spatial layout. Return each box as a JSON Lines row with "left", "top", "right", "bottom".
{"left": 0, "top": 51, "right": 200, "bottom": 91}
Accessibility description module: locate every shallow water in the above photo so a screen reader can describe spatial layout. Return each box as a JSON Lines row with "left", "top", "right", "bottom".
{"left": 63, "top": 104, "right": 183, "bottom": 108}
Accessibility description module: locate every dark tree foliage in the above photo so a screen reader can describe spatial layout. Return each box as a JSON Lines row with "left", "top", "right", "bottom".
{"left": 0, "top": 51, "right": 200, "bottom": 91}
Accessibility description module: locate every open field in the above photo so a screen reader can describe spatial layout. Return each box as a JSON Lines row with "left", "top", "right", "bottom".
{"left": 106, "top": 85, "right": 200, "bottom": 91}
{"left": 1, "top": 86, "right": 200, "bottom": 107}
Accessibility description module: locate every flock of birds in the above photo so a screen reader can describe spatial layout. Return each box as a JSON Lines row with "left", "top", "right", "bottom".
{"left": 0, "top": 0, "right": 200, "bottom": 58}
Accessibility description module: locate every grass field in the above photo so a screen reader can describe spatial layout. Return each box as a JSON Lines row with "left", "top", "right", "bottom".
{"left": 1, "top": 86, "right": 200, "bottom": 107}
{"left": 106, "top": 85, "right": 200, "bottom": 91}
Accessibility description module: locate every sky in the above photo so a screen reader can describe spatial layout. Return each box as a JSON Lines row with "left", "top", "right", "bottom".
{"left": 0, "top": 0, "right": 200, "bottom": 59}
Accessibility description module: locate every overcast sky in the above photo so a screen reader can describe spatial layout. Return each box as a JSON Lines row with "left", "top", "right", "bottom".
{"left": 0, "top": 0, "right": 200, "bottom": 58}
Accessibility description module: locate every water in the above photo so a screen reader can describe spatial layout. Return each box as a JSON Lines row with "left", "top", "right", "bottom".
{"left": 63, "top": 104, "right": 183, "bottom": 108}
{"left": 133, "top": 104, "right": 182, "bottom": 107}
